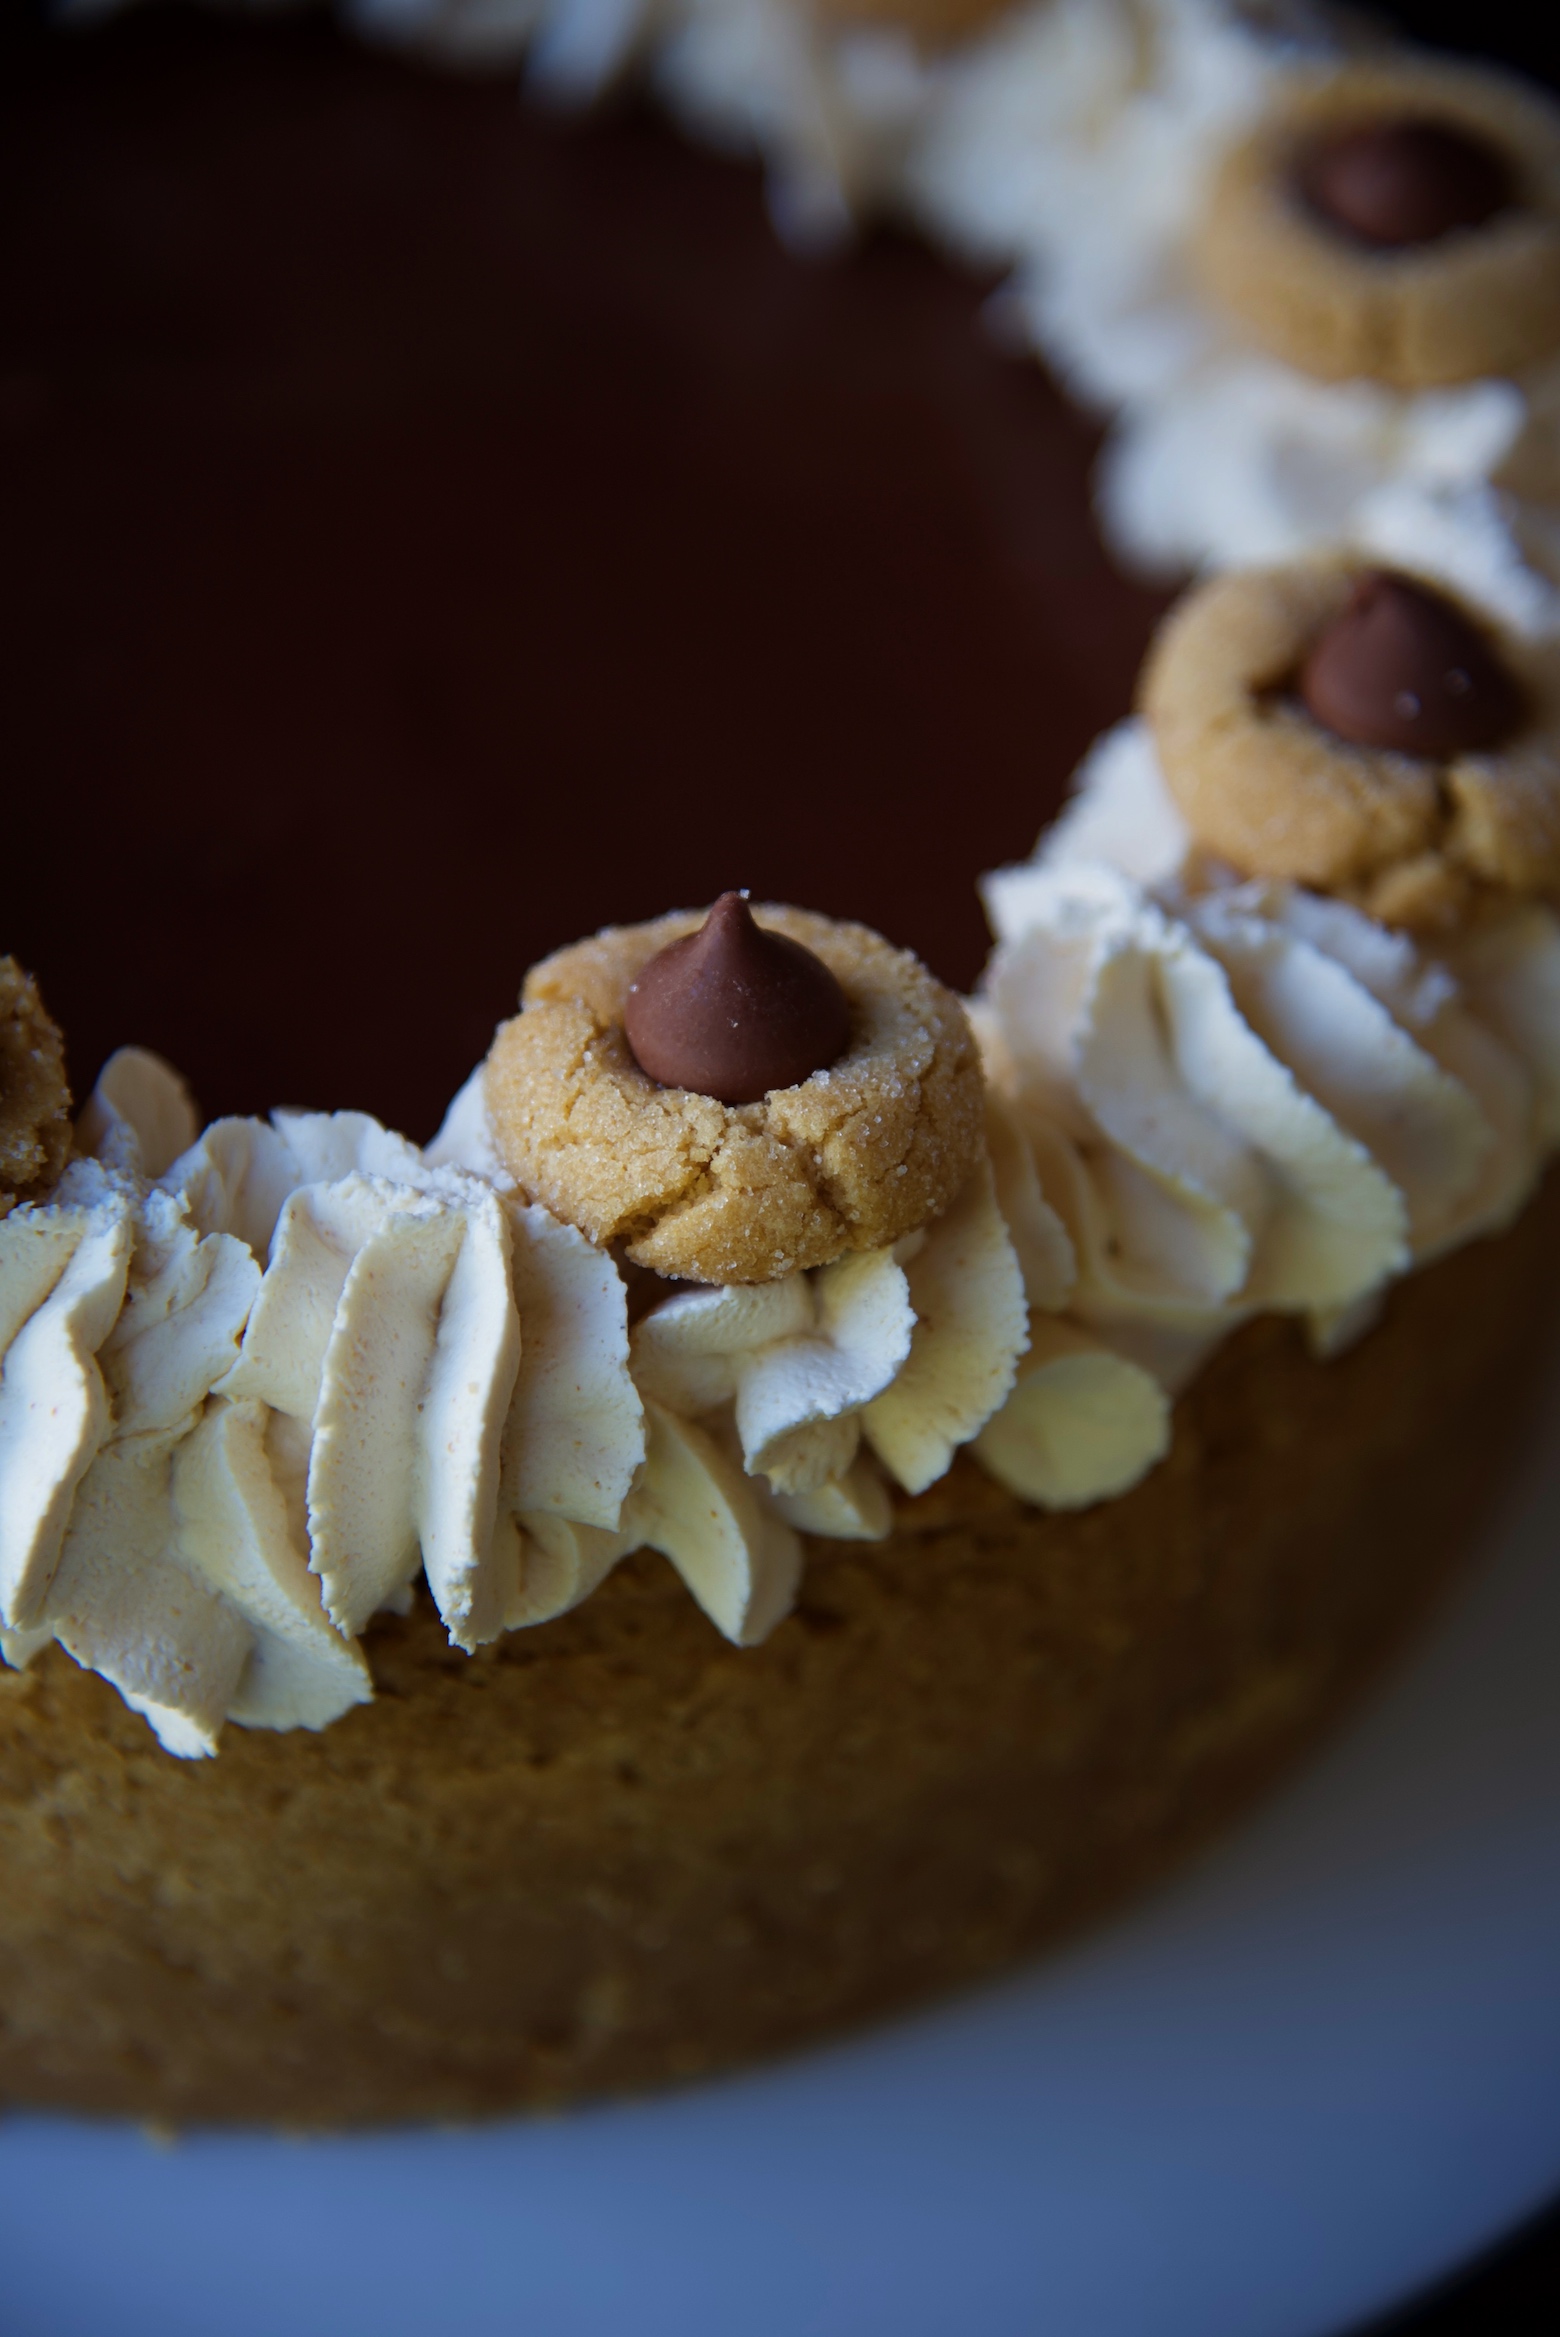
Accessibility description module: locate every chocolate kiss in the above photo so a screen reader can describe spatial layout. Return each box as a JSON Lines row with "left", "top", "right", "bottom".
{"left": 1299, "top": 571, "right": 1525, "bottom": 758}
{"left": 624, "top": 892, "right": 852, "bottom": 1106}
{"left": 1296, "top": 117, "right": 1512, "bottom": 250}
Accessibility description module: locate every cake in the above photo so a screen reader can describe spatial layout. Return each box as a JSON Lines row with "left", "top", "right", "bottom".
{"left": 4, "top": 0, "right": 1560, "bottom": 2128}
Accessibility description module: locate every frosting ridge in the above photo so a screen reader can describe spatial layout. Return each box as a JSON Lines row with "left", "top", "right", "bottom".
{"left": 2, "top": 1024, "right": 1036, "bottom": 1749}
{"left": 0, "top": 1070, "right": 652, "bottom": 1750}
{"left": 977, "top": 720, "right": 1560, "bottom": 1405}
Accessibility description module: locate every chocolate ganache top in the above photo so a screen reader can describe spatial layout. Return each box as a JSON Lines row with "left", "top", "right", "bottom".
{"left": 1299, "top": 570, "right": 1526, "bottom": 758}
{"left": 1, "top": 9, "right": 1161, "bottom": 1140}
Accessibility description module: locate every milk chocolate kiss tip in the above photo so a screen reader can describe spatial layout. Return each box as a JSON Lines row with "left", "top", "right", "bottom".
{"left": 624, "top": 892, "right": 853, "bottom": 1107}
{"left": 1300, "top": 570, "right": 1525, "bottom": 759}
{"left": 1296, "top": 117, "right": 1512, "bottom": 250}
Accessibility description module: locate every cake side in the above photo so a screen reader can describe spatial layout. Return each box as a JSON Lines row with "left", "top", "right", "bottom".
{"left": 2, "top": 1168, "right": 1555, "bottom": 2127}
{"left": 9, "top": 0, "right": 1560, "bottom": 2144}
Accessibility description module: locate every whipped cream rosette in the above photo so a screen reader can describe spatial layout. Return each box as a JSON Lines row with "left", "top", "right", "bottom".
{"left": 0, "top": 1048, "right": 650, "bottom": 1755}
{"left": 0, "top": 1113, "right": 285, "bottom": 1755}
{"left": 438, "top": 892, "right": 1034, "bottom": 1624}
{"left": 906, "top": 6, "right": 1560, "bottom": 635}
{"left": 1, "top": 887, "right": 1066, "bottom": 1759}
{"left": 652, "top": 0, "right": 945, "bottom": 250}
{"left": 1135, "top": 55, "right": 1560, "bottom": 634}
{"left": 906, "top": 0, "right": 1303, "bottom": 308}
{"left": 1100, "top": 362, "right": 1560, "bottom": 640}
{"left": 342, "top": 0, "right": 1308, "bottom": 266}
{"left": 344, "top": 0, "right": 953, "bottom": 248}
{"left": 977, "top": 706, "right": 1560, "bottom": 1422}
{"left": 179, "top": 1109, "right": 645, "bottom": 1656}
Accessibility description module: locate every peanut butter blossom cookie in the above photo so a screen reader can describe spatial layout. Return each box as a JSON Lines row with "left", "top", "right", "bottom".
{"left": 484, "top": 895, "right": 984, "bottom": 1284}
{"left": 1196, "top": 57, "right": 1560, "bottom": 390}
{"left": 1141, "top": 558, "right": 1560, "bottom": 929}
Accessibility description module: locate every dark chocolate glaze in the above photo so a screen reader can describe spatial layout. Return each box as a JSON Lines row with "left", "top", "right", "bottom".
{"left": 1296, "top": 117, "right": 1513, "bottom": 249}
{"left": 624, "top": 892, "right": 851, "bottom": 1104}
{"left": 1, "top": 9, "right": 1165, "bottom": 1139}
{"left": 1300, "top": 570, "right": 1525, "bottom": 757}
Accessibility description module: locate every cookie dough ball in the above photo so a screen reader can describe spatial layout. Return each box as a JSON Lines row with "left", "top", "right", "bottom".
{"left": 1195, "top": 58, "right": 1560, "bottom": 389}
{"left": 1140, "top": 561, "right": 1560, "bottom": 930}
{"left": 0, "top": 958, "right": 72, "bottom": 1216}
{"left": 486, "top": 904, "right": 983, "bottom": 1285}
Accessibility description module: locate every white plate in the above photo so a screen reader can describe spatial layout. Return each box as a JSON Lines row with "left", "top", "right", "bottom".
{"left": 5, "top": 1363, "right": 1560, "bottom": 2337}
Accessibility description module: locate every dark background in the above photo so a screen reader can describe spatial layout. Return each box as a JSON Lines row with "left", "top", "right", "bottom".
{"left": 1, "top": 2, "right": 1558, "bottom": 2329}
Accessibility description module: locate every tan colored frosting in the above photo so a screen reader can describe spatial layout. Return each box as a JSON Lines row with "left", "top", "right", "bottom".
{"left": 979, "top": 719, "right": 1560, "bottom": 1405}
{"left": 2, "top": 1038, "right": 1033, "bottom": 1752}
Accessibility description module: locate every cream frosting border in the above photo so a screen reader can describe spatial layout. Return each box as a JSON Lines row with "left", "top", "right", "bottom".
{"left": 13, "top": 777, "right": 1553, "bottom": 1765}
{"left": 71, "top": 0, "right": 1560, "bottom": 620}
{"left": 979, "top": 722, "right": 1560, "bottom": 1392}
{"left": 0, "top": 1039, "right": 1037, "bottom": 1752}
{"left": 14, "top": 0, "right": 1560, "bottom": 1753}
{"left": 318, "top": 0, "right": 1560, "bottom": 628}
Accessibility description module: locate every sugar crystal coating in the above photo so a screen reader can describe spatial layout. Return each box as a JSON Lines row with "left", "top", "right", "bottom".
{"left": 485, "top": 905, "right": 984, "bottom": 1285}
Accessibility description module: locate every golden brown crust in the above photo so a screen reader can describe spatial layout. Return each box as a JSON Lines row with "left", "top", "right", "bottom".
{"left": 1195, "top": 59, "right": 1560, "bottom": 390}
{"left": 486, "top": 905, "right": 984, "bottom": 1283}
{"left": 3, "top": 1176, "right": 1557, "bottom": 2128}
{"left": 0, "top": 957, "right": 72, "bottom": 1217}
{"left": 1140, "top": 560, "right": 1560, "bottom": 928}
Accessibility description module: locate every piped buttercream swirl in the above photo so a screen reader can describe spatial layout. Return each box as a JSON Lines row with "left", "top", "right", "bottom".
{"left": 978, "top": 720, "right": 1560, "bottom": 1402}
{"left": 0, "top": 1069, "right": 649, "bottom": 1752}
{"left": 1, "top": 1036, "right": 1036, "bottom": 1752}
{"left": 434, "top": 1058, "right": 1033, "bottom": 1631}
